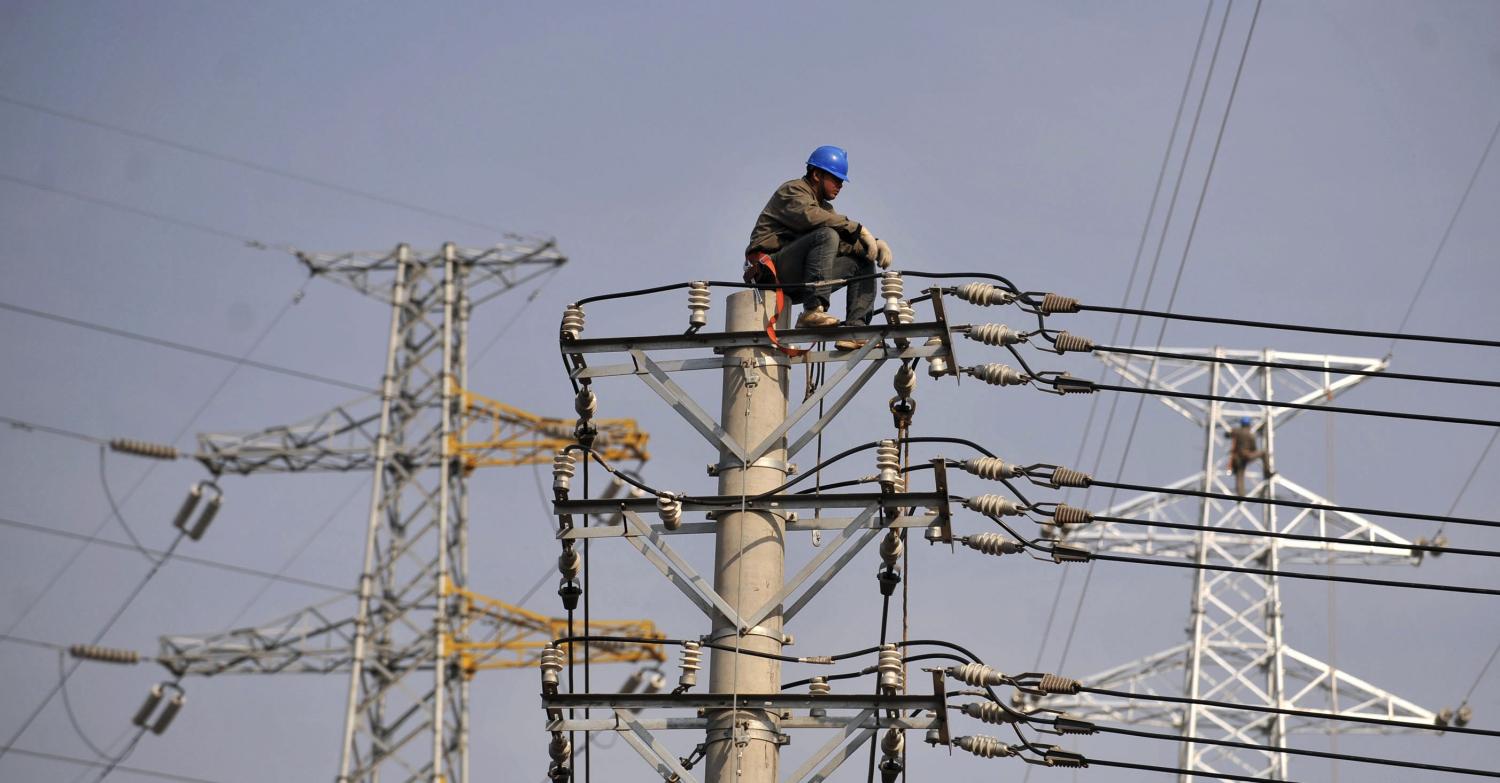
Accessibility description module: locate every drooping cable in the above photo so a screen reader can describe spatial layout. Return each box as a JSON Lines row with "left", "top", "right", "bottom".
{"left": 0, "top": 745, "right": 222, "bottom": 783}
{"left": 1062, "top": 301, "right": 1500, "bottom": 349}
{"left": 1083, "top": 718, "right": 1500, "bottom": 777}
{"left": 1067, "top": 548, "right": 1500, "bottom": 596}
{"left": 0, "top": 299, "right": 370, "bottom": 394}
{"left": 1086, "top": 513, "right": 1500, "bottom": 559}
{"left": 0, "top": 93, "right": 508, "bottom": 234}
{"left": 1091, "top": 344, "right": 1500, "bottom": 389}
{"left": 1077, "top": 379, "right": 1500, "bottom": 428}
{"left": 0, "top": 514, "right": 349, "bottom": 596}
{"left": 1389, "top": 115, "right": 1500, "bottom": 351}
{"left": 1079, "top": 685, "right": 1500, "bottom": 738}
{"left": 0, "top": 284, "right": 308, "bottom": 661}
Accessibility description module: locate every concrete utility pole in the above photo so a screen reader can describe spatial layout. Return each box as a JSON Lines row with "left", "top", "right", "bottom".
{"left": 705, "top": 291, "right": 789, "bottom": 783}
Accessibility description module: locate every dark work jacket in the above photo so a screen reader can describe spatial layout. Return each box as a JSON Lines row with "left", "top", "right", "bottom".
{"left": 745, "top": 176, "right": 862, "bottom": 259}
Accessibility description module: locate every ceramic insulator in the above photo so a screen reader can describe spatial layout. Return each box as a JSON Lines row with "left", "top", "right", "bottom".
{"left": 963, "top": 457, "right": 1022, "bottom": 480}
{"left": 964, "top": 363, "right": 1028, "bottom": 387}
{"left": 574, "top": 387, "right": 597, "bottom": 419}
{"left": 808, "top": 677, "right": 831, "bottom": 697}
{"left": 1052, "top": 504, "right": 1093, "bottom": 525}
{"left": 880, "top": 529, "right": 904, "bottom": 567}
{"left": 656, "top": 493, "right": 683, "bottom": 530}
{"left": 947, "top": 662, "right": 1006, "bottom": 687}
{"left": 881, "top": 272, "right": 904, "bottom": 315}
{"left": 960, "top": 701, "right": 1021, "bottom": 725}
{"left": 954, "top": 283, "right": 1015, "bottom": 307}
{"left": 678, "top": 642, "right": 702, "bottom": 690}
{"left": 1038, "top": 673, "right": 1082, "bottom": 694}
{"left": 552, "top": 451, "right": 576, "bottom": 492}
{"left": 964, "top": 494, "right": 1023, "bottom": 517}
{"left": 897, "top": 300, "right": 915, "bottom": 325}
{"left": 1049, "top": 467, "right": 1092, "bottom": 488}
{"left": 557, "top": 548, "right": 581, "bottom": 580}
{"left": 925, "top": 337, "right": 950, "bottom": 378}
{"left": 881, "top": 728, "right": 905, "bottom": 755}
{"left": 560, "top": 304, "right": 585, "bottom": 341}
{"left": 549, "top": 733, "right": 571, "bottom": 761}
{"left": 954, "top": 735, "right": 1012, "bottom": 759}
{"left": 1039, "top": 292, "right": 1080, "bottom": 314}
{"left": 687, "top": 282, "right": 711, "bottom": 329}
{"left": 875, "top": 439, "right": 900, "bottom": 491}
{"left": 109, "top": 438, "right": 178, "bottom": 460}
{"left": 893, "top": 364, "right": 916, "bottom": 398}
{"left": 69, "top": 644, "right": 140, "bottom": 664}
{"left": 965, "top": 323, "right": 1022, "bottom": 347}
{"left": 877, "top": 645, "right": 904, "bottom": 693}
{"left": 540, "top": 645, "right": 565, "bottom": 689}
{"left": 963, "top": 532, "right": 1023, "bottom": 557}
{"left": 1052, "top": 331, "right": 1095, "bottom": 353}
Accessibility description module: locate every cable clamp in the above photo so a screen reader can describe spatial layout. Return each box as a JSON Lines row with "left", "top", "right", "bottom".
{"left": 708, "top": 457, "right": 795, "bottom": 476}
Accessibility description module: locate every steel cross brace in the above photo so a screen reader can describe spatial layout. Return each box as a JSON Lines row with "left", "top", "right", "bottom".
{"left": 614, "top": 708, "right": 702, "bottom": 783}
{"left": 612, "top": 504, "right": 886, "bottom": 633}
{"left": 628, "top": 342, "right": 886, "bottom": 465}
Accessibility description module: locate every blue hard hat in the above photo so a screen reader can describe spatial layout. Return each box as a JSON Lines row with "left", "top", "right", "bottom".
{"left": 806, "top": 145, "right": 850, "bottom": 182}
{"left": 1240, "top": 416, "right": 1252, "bottom": 426}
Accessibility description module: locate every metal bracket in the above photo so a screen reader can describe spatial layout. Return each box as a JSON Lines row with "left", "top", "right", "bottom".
{"left": 617, "top": 510, "right": 750, "bottom": 631}
{"left": 631, "top": 349, "right": 752, "bottom": 463}
{"left": 614, "top": 708, "right": 701, "bottom": 783}
{"left": 785, "top": 709, "right": 877, "bottom": 783}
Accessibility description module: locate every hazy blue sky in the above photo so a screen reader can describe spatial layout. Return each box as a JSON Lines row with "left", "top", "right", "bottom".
{"left": 2, "top": 1, "right": 1497, "bottom": 781}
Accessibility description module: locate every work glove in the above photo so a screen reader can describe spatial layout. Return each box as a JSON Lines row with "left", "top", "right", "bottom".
{"left": 856, "top": 225, "right": 879, "bottom": 263}
{"left": 875, "top": 239, "right": 892, "bottom": 270}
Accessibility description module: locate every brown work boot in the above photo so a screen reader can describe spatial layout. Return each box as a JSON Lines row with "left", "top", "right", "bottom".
{"left": 833, "top": 338, "right": 866, "bottom": 351}
{"left": 796, "top": 308, "right": 840, "bottom": 329}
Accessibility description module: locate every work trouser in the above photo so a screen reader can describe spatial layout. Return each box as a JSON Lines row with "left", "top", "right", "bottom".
{"left": 1230, "top": 450, "right": 1267, "bottom": 497}
{"left": 770, "top": 227, "right": 875, "bottom": 325}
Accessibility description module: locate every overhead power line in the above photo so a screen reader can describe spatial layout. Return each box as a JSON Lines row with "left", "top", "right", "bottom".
{"left": 0, "top": 93, "right": 508, "bottom": 235}
{"left": 1067, "top": 301, "right": 1500, "bottom": 349}
{"left": 1079, "top": 685, "right": 1500, "bottom": 738}
{"left": 1079, "top": 549, "right": 1500, "bottom": 597}
{"left": 1093, "top": 344, "right": 1500, "bottom": 389}
{"left": 0, "top": 299, "right": 372, "bottom": 394}
{"left": 1084, "top": 476, "right": 1500, "bottom": 530}
{"left": 1391, "top": 115, "right": 1500, "bottom": 348}
{"left": 1086, "top": 513, "right": 1498, "bottom": 559}
{"left": 0, "top": 746, "right": 223, "bottom": 783}
{"left": 1082, "top": 721, "right": 1500, "bottom": 778}
{"left": 1076, "top": 379, "right": 1500, "bottom": 428}
{"left": 0, "top": 173, "right": 281, "bottom": 250}
{"left": 0, "top": 514, "right": 352, "bottom": 595}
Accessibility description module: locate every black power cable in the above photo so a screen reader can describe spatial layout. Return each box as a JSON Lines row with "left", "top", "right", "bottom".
{"left": 1067, "top": 302, "right": 1500, "bottom": 349}
{"left": 1080, "top": 685, "right": 1500, "bottom": 739}
{"left": 1087, "top": 513, "right": 1500, "bottom": 560}
{"left": 1093, "top": 343, "right": 1500, "bottom": 389}
{"left": 0, "top": 300, "right": 371, "bottom": 394}
{"left": 1080, "top": 379, "right": 1500, "bottom": 428}
{"left": 1079, "top": 549, "right": 1500, "bottom": 597}
{"left": 1082, "top": 476, "right": 1500, "bottom": 531}
{"left": 1089, "top": 721, "right": 1500, "bottom": 778}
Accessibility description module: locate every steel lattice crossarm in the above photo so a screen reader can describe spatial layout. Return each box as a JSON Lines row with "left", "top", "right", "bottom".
{"left": 443, "top": 579, "right": 665, "bottom": 676}
{"left": 1024, "top": 642, "right": 1440, "bottom": 735}
{"left": 1065, "top": 472, "right": 1422, "bottom": 565}
{"left": 296, "top": 239, "right": 565, "bottom": 305}
{"left": 452, "top": 385, "right": 648, "bottom": 471}
{"left": 157, "top": 588, "right": 665, "bottom": 679}
{"left": 197, "top": 387, "right": 647, "bottom": 475}
{"left": 1040, "top": 346, "right": 1444, "bottom": 780}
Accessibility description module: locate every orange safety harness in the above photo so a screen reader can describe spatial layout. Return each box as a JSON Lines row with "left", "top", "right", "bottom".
{"left": 745, "top": 252, "right": 808, "bottom": 357}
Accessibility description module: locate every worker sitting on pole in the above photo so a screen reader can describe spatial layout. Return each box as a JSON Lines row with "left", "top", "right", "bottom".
{"left": 744, "top": 145, "right": 893, "bottom": 350}
{"left": 1226, "top": 415, "right": 1272, "bottom": 497}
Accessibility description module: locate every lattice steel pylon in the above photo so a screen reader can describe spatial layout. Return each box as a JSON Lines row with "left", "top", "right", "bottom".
{"left": 1037, "top": 348, "right": 1444, "bottom": 781}
{"left": 163, "top": 241, "right": 573, "bottom": 783}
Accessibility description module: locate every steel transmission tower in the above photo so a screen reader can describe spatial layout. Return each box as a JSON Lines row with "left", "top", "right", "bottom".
{"left": 1036, "top": 347, "right": 1445, "bottom": 781}
{"left": 157, "top": 240, "right": 582, "bottom": 783}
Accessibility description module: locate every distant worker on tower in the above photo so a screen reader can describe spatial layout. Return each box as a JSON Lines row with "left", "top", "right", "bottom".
{"left": 1226, "top": 415, "right": 1271, "bottom": 497}
{"left": 744, "top": 145, "right": 893, "bottom": 350}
